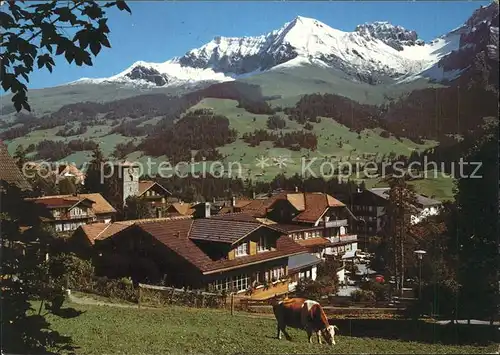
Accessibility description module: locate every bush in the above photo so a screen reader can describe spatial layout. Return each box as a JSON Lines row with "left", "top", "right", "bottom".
{"left": 351, "top": 289, "right": 376, "bottom": 303}
{"left": 405, "top": 280, "right": 460, "bottom": 320}
{"left": 295, "top": 276, "right": 337, "bottom": 300}
{"left": 360, "top": 280, "right": 390, "bottom": 301}
{"left": 49, "top": 253, "right": 95, "bottom": 290}
{"left": 266, "top": 115, "right": 286, "bottom": 130}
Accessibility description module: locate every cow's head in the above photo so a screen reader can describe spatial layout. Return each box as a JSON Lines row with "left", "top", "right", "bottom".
{"left": 321, "top": 325, "right": 338, "bottom": 345}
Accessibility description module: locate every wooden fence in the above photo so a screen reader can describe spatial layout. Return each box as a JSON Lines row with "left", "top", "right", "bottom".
{"left": 138, "top": 283, "right": 228, "bottom": 309}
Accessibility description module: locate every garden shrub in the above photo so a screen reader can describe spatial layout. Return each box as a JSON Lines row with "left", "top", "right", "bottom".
{"left": 351, "top": 289, "right": 376, "bottom": 303}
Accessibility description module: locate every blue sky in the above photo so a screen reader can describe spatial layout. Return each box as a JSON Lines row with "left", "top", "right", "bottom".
{"left": 27, "top": 1, "right": 489, "bottom": 89}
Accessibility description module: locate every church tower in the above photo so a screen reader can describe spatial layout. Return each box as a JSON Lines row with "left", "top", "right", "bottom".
{"left": 112, "top": 161, "right": 140, "bottom": 205}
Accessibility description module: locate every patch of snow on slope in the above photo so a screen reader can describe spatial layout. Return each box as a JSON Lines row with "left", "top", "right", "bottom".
{"left": 72, "top": 61, "right": 235, "bottom": 87}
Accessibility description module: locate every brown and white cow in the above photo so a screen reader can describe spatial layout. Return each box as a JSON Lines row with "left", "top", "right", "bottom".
{"left": 272, "top": 297, "right": 339, "bottom": 345}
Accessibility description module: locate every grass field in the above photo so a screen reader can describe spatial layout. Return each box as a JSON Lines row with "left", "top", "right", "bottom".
{"left": 37, "top": 301, "right": 496, "bottom": 355}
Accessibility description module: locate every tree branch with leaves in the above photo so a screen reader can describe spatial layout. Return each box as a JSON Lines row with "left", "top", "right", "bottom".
{"left": 1, "top": 0, "right": 131, "bottom": 112}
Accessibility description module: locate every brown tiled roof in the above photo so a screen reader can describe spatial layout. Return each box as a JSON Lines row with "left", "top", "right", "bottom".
{"left": 167, "top": 202, "right": 195, "bottom": 216}
{"left": 293, "top": 193, "right": 345, "bottom": 223}
{"left": 189, "top": 219, "right": 261, "bottom": 243}
{"left": 286, "top": 193, "right": 306, "bottom": 211}
{"left": 136, "top": 219, "right": 306, "bottom": 274}
{"left": 138, "top": 180, "right": 171, "bottom": 196}
{"left": 79, "top": 216, "right": 193, "bottom": 245}
{"left": 138, "top": 219, "right": 213, "bottom": 271}
{"left": 0, "top": 142, "right": 31, "bottom": 190}
{"left": 28, "top": 193, "right": 116, "bottom": 215}
{"left": 31, "top": 196, "right": 85, "bottom": 209}
{"left": 79, "top": 223, "right": 117, "bottom": 245}
{"left": 234, "top": 199, "right": 254, "bottom": 208}
{"left": 239, "top": 193, "right": 286, "bottom": 217}
{"left": 210, "top": 212, "right": 261, "bottom": 223}
{"left": 239, "top": 192, "right": 345, "bottom": 223}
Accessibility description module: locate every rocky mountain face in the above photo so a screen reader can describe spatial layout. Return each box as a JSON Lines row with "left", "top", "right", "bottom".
{"left": 125, "top": 66, "right": 170, "bottom": 86}
{"left": 355, "top": 21, "right": 424, "bottom": 51}
{"left": 437, "top": 2, "right": 499, "bottom": 88}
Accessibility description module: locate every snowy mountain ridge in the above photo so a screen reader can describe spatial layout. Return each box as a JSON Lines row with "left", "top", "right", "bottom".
{"left": 73, "top": 4, "right": 498, "bottom": 88}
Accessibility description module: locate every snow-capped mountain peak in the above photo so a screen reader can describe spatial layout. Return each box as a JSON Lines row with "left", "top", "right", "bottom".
{"left": 72, "top": 4, "right": 497, "bottom": 88}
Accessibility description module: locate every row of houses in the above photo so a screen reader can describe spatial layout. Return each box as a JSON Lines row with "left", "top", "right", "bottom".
{"left": 0, "top": 145, "right": 442, "bottom": 299}
{"left": 71, "top": 190, "right": 360, "bottom": 298}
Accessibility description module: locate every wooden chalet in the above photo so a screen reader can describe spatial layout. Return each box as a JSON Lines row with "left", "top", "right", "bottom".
{"left": 26, "top": 193, "right": 116, "bottom": 232}
{"left": 137, "top": 180, "right": 172, "bottom": 217}
{"left": 236, "top": 191, "right": 359, "bottom": 258}
{"left": 93, "top": 213, "right": 309, "bottom": 298}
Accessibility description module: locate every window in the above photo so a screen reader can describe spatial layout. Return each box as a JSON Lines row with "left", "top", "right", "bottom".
{"left": 305, "top": 232, "right": 311, "bottom": 239}
{"left": 214, "top": 274, "right": 250, "bottom": 293}
{"left": 270, "top": 266, "right": 286, "bottom": 281}
{"left": 235, "top": 242, "right": 248, "bottom": 257}
{"left": 257, "top": 236, "right": 270, "bottom": 252}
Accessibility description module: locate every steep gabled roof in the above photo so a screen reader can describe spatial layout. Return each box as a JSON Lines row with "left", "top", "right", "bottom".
{"left": 189, "top": 218, "right": 261, "bottom": 244}
{"left": 76, "top": 215, "right": 193, "bottom": 245}
{"left": 138, "top": 180, "right": 171, "bottom": 196}
{"left": 0, "top": 141, "right": 31, "bottom": 191}
{"left": 167, "top": 202, "right": 195, "bottom": 216}
{"left": 240, "top": 192, "right": 346, "bottom": 223}
{"left": 210, "top": 212, "right": 261, "bottom": 223}
{"left": 28, "top": 193, "right": 116, "bottom": 215}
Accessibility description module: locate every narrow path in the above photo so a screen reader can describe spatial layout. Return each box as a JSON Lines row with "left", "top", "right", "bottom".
{"left": 67, "top": 292, "right": 274, "bottom": 319}
{"left": 68, "top": 292, "right": 143, "bottom": 309}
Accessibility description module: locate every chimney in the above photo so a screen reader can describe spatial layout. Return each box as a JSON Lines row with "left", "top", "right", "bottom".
{"left": 231, "top": 196, "right": 236, "bottom": 213}
{"left": 204, "top": 202, "right": 211, "bottom": 218}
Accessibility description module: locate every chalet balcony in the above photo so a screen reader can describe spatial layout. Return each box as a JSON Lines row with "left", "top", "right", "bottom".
{"left": 339, "top": 234, "right": 358, "bottom": 242}
{"left": 328, "top": 234, "right": 357, "bottom": 244}
{"left": 50, "top": 213, "right": 93, "bottom": 221}
{"left": 320, "top": 219, "right": 348, "bottom": 228}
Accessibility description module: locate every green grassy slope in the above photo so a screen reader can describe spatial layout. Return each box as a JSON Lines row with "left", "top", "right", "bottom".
{"left": 37, "top": 301, "right": 495, "bottom": 354}
{"left": 190, "top": 98, "right": 436, "bottom": 180}
{"left": 241, "top": 64, "right": 443, "bottom": 106}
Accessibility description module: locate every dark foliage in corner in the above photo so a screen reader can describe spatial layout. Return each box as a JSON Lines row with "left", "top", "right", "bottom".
{"left": 1, "top": 0, "right": 131, "bottom": 112}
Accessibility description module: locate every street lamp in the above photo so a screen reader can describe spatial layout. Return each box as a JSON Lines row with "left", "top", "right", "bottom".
{"left": 414, "top": 250, "right": 427, "bottom": 299}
